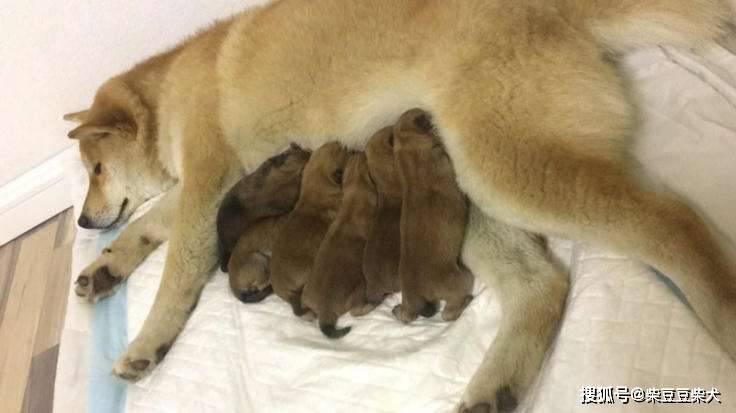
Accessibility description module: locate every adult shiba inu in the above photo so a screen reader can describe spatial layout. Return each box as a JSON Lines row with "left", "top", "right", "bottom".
{"left": 65, "top": 0, "right": 736, "bottom": 411}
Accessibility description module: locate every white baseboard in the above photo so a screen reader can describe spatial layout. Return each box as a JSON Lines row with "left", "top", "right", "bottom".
{"left": 0, "top": 150, "right": 73, "bottom": 246}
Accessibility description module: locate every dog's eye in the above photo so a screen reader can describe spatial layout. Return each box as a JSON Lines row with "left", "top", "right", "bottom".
{"left": 333, "top": 169, "right": 344, "bottom": 185}
{"left": 388, "top": 133, "right": 394, "bottom": 148}
{"left": 94, "top": 163, "right": 102, "bottom": 175}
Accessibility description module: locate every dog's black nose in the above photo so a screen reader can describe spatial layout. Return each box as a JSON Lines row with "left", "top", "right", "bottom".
{"left": 78, "top": 214, "right": 93, "bottom": 229}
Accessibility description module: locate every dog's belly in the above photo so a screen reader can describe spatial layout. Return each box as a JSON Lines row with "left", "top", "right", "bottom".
{"left": 216, "top": 0, "right": 634, "bottom": 172}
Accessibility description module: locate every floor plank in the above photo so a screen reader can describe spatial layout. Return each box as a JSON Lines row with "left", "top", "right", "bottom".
{"left": 0, "top": 214, "right": 66, "bottom": 413}
{"left": 22, "top": 345, "right": 59, "bottom": 413}
{"left": 0, "top": 240, "right": 21, "bottom": 324}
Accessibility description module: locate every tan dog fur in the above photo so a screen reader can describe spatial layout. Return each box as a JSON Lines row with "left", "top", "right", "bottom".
{"left": 363, "top": 127, "right": 403, "bottom": 303}
{"left": 269, "top": 142, "right": 350, "bottom": 318}
{"left": 392, "top": 109, "right": 473, "bottom": 323}
{"left": 302, "top": 153, "right": 378, "bottom": 339}
{"left": 65, "top": 1, "right": 736, "bottom": 410}
{"left": 227, "top": 215, "right": 287, "bottom": 304}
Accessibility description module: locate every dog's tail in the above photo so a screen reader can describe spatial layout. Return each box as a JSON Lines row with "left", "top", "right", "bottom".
{"left": 563, "top": 0, "right": 734, "bottom": 52}
{"left": 319, "top": 312, "right": 351, "bottom": 339}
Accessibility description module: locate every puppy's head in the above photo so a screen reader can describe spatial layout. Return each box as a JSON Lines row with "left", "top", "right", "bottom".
{"left": 300, "top": 142, "right": 351, "bottom": 206}
{"left": 365, "top": 127, "right": 402, "bottom": 198}
{"left": 248, "top": 143, "right": 312, "bottom": 211}
{"left": 217, "top": 144, "right": 311, "bottom": 267}
{"left": 341, "top": 153, "right": 377, "bottom": 227}
{"left": 65, "top": 81, "right": 174, "bottom": 229}
{"left": 393, "top": 108, "right": 438, "bottom": 152}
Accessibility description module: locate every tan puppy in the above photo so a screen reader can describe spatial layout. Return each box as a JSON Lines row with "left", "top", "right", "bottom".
{"left": 228, "top": 215, "right": 286, "bottom": 303}
{"left": 217, "top": 144, "right": 311, "bottom": 271}
{"left": 302, "top": 153, "right": 378, "bottom": 338}
{"left": 393, "top": 109, "right": 473, "bottom": 323}
{"left": 270, "top": 142, "right": 350, "bottom": 317}
{"left": 363, "top": 127, "right": 402, "bottom": 304}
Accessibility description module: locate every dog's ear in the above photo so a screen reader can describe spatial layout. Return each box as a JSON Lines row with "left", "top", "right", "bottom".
{"left": 63, "top": 110, "right": 90, "bottom": 123}
{"left": 66, "top": 105, "right": 137, "bottom": 141}
{"left": 68, "top": 124, "right": 117, "bottom": 140}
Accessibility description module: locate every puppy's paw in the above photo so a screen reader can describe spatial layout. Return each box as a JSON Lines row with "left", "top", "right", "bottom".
{"left": 457, "top": 385, "right": 519, "bottom": 413}
{"left": 392, "top": 304, "right": 417, "bottom": 323}
{"left": 75, "top": 263, "right": 123, "bottom": 302}
{"left": 112, "top": 340, "right": 171, "bottom": 382}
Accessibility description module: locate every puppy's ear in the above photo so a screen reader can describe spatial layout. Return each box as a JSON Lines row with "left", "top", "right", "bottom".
{"left": 63, "top": 110, "right": 90, "bottom": 123}
{"left": 66, "top": 105, "right": 137, "bottom": 141}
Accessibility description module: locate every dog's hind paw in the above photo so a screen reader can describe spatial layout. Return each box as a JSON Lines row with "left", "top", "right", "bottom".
{"left": 456, "top": 385, "right": 519, "bottom": 413}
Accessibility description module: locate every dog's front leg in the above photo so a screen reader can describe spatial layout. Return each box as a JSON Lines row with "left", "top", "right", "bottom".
{"left": 75, "top": 186, "right": 180, "bottom": 302}
{"left": 111, "top": 156, "right": 234, "bottom": 381}
{"left": 457, "top": 206, "right": 568, "bottom": 413}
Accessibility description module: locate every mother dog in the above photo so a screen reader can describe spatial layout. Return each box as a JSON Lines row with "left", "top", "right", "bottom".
{"left": 66, "top": 0, "right": 736, "bottom": 411}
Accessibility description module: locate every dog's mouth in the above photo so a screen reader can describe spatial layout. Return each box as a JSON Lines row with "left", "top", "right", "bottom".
{"left": 104, "top": 198, "right": 129, "bottom": 229}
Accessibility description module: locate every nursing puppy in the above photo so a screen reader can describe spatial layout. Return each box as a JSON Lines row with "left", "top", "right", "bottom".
{"left": 228, "top": 215, "right": 287, "bottom": 303}
{"left": 217, "top": 144, "right": 311, "bottom": 270}
{"left": 270, "top": 142, "right": 350, "bottom": 317}
{"left": 302, "top": 153, "right": 378, "bottom": 338}
{"left": 393, "top": 109, "right": 473, "bottom": 323}
{"left": 363, "top": 127, "right": 403, "bottom": 304}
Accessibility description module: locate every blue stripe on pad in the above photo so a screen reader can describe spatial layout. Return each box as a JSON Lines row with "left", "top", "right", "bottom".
{"left": 88, "top": 228, "right": 128, "bottom": 413}
{"left": 650, "top": 267, "right": 692, "bottom": 310}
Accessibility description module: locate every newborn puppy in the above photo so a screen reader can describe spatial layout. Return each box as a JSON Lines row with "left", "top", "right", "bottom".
{"left": 393, "top": 108, "right": 473, "bottom": 323}
{"left": 363, "top": 127, "right": 403, "bottom": 306}
{"left": 217, "top": 143, "right": 311, "bottom": 270}
{"left": 302, "top": 153, "right": 378, "bottom": 338}
{"left": 270, "top": 142, "right": 350, "bottom": 317}
{"left": 228, "top": 215, "right": 286, "bottom": 303}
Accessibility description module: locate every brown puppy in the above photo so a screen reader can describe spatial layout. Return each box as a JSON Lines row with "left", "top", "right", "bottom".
{"left": 393, "top": 109, "right": 473, "bottom": 323}
{"left": 217, "top": 144, "right": 311, "bottom": 270}
{"left": 270, "top": 142, "right": 350, "bottom": 317}
{"left": 228, "top": 215, "right": 287, "bottom": 304}
{"left": 363, "top": 127, "right": 403, "bottom": 306}
{"left": 302, "top": 153, "right": 378, "bottom": 338}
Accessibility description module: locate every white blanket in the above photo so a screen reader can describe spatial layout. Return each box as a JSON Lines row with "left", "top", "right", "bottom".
{"left": 54, "top": 45, "right": 736, "bottom": 412}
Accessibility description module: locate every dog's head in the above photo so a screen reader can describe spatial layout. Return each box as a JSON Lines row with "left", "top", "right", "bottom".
{"left": 65, "top": 81, "right": 175, "bottom": 229}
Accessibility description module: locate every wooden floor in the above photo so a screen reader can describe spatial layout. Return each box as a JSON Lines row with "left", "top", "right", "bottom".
{"left": 0, "top": 209, "right": 75, "bottom": 413}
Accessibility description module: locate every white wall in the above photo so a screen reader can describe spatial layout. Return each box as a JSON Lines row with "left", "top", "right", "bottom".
{"left": 0, "top": 0, "right": 265, "bottom": 243}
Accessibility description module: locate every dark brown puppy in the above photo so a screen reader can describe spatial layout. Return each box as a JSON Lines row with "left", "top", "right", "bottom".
{"left": 363, "top": 127, "right": 403, "bottom": 306}
{"left": 228, "top": 215, "right": 287, "bottom": 304}
{"left": 302, "top": 153, "right": 378, "bottom": 338}
{"left": 393, "top": 108, "right": 473, "bottom": 323}
{"left": 217, "top": 144, "right": 311, "bottom": 270}
{"left": 270, "top": 142, "right": 350, "bottom": 317}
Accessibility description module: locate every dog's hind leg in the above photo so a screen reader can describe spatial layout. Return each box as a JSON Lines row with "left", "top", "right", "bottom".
{"left": 456, "top": 206, "right": 568, "bottom": 413}
{"left": 75, "top": 185, "right": 179, "bottom": 302}
{"left": 438, "top": 103, "right": 736, "bottom": 361}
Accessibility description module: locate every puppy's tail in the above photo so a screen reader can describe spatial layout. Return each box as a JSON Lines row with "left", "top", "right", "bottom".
{"left": 562, "top": 0, "right": 734, "bottom": 52}
{"left": 319, "top": 313, "right": 351, "bottom": 339}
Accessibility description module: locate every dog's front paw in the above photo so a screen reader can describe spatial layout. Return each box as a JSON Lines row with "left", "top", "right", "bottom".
{"left": 75, "top": 262, "right": 124, "bottom": 302}
{"left": 456, "top": 385, "right": 519, "bottom": 413}
{"left": 113, "top": 339, "right": 171, "bottom": 382}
